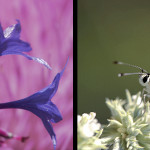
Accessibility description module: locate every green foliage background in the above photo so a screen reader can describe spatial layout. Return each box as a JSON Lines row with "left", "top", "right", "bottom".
{"left": 78, "top": 0, "right": 150, "bottom": 123}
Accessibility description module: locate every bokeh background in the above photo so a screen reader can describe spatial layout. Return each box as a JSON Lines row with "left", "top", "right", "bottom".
{"left": 78, "top": 0, "right": 150, "bottom": 124}
{"left": 0, "top": 0, "right": 73, "bottom": 150}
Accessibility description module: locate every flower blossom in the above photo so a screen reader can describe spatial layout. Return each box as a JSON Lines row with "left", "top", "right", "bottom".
{"left": 0, "top": 59, "right": 68, "bottom": 150}
{"left": 78, "top": 112, "right": 101, "bottom": 138}
{"left": 0, "top": 0, "right": 73, "bottom": 149}
{"left": 0, "top": 20, "right": 51, "bottom": 70}
{"left": 78, "top": 112, "right": 107, "bottom": 150}
{"left": 102, "top": 90, "right": 150, "bottom": 149}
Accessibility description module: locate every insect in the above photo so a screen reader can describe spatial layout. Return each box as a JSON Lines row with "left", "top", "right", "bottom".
{"left": 113, "top": 61, "right": 150, "bottom": 102}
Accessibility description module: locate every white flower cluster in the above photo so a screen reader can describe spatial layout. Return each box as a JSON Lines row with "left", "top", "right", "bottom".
{"left": 78, "top": 112, "right": 100, "bottom": 138}
{"left": 102, "top": 90, "right": 150, "bottom": 150}
{"left": 78, "top": 112, "right": 107, "bottom": 150}
{"left": 78, "top": 90, "right": 150, "bottom": 150}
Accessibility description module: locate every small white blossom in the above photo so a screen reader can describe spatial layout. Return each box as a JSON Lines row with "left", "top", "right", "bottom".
{"left": 78, "top": 112, "right": 100, "bottom": 138}
{"left": 78, "top": 112, "right": 107, "bottom": 150}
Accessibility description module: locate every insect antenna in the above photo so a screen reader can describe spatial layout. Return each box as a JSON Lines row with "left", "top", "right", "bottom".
{"left": 113, "top": 61, "right": 148, "bottom": 73}
{"left": 118, "top": 72, "right": 145, "bottom": 77}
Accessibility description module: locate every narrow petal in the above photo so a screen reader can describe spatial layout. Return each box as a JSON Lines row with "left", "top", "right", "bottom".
{"left": 60, "top": 56, "right": 69, "bottom": 78}
{"left": 21, "top": 53, "right": 52, "bottom": 70}
{"left": 3, "top": 20, "right": 21, "bottom": 39}
{"left": 42, "top": 118, "right": 57, "bottom": 150}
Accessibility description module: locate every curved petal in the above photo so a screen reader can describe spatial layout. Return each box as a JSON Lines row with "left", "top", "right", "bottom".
{"left": 42, "top": 118, "right": 57, "bottom": 150}
{"left": 3, "top": 20, "right": 21, "bottom": 39}
{"left": 21, "top": 54, "right": 52, "bottom": 70}
{"left": 0, "top": 39, "right": 31, "bottom": 54}
{"left": 60, "top": 56, "right": 69, "bottom": 78}
{"left": 17, "top": 69, "right": 62, "bottom": 104}
{"left": 1, "top": 71, "right": 61, "bottom": 108}
{"left": 0, "top": 39, "right": 52, "bottom": 69}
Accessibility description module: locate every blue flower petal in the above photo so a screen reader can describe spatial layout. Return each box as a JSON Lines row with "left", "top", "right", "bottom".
{"left": 3, "top": 20, "right": 21, "bottom": 39}
{"left": 0, "top": 20, "right": 51, "bottom": 70}
{"left": 60, "top": 57, "right": 69, "bottom": 78}
{"left": 42, "top": 119, "right": 57, "bottom": 150}
{"left": 0, "top": 58, "right": 68, "bottom": 149}
{"left": 24, "top": 54, "right": 52, "bottom": 70}
{"left": 37, "top": 101, "right": 63, "bottom": 123}
{"left": 18, "top": 72, "right": 61, "bottom": 104}
{"left": 0, "top": 71, "right": 62, "bottom": 149}
{"left": 0, "top": 39, "right": 31, "bottom": 54}
{"left": 6, "top": 52, "right": 52, "bottom": 70}
{"left": 0, "top": 38, "right": 51, "bottom": 70}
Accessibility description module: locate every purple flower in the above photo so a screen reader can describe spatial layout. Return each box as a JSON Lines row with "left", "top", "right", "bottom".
{"left": 0, "top": 1, "right": 73, "bottom": 149}
{"left": 0, "top": 20, "right": 51, "bottom": 70}
{"left": 0, "top": 59, "right": 68, "bottom": 150}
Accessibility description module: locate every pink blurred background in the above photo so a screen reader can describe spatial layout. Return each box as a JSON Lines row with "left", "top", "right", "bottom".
{"left": 0, "top": 0, "right": 73, "bottom": 150}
